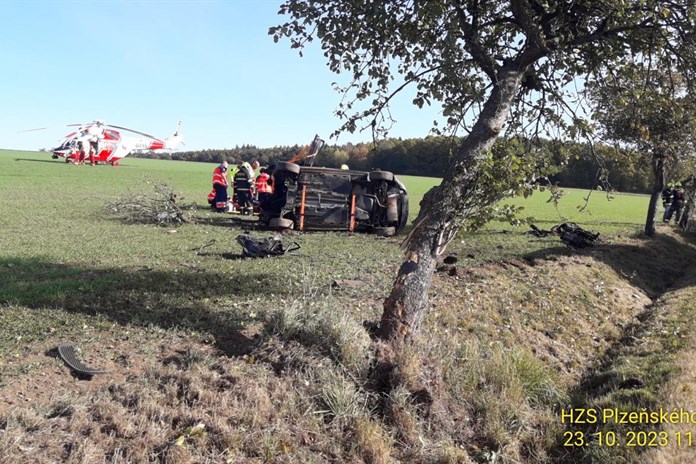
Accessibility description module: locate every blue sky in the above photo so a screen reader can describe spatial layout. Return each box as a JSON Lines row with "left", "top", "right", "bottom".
{"left": 1, "top": 0, "right": 443, "bottom": 151}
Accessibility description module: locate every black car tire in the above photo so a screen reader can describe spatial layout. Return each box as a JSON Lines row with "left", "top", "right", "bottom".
{"left": 373, "top": 226, "right": 396, "bottom": 237}
{"left": 275, "top": 161, "right": 301, "bottom": 175}
{"left": 369, "top": 171, "right": 394, "bottom": 182}
{"left": 269, "top": 217, "right": 294, "bottom": 230}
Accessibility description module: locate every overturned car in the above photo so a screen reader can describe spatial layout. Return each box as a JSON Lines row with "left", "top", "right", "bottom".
{"left": 259, "top": 163, "right": 409, "bottom": 236}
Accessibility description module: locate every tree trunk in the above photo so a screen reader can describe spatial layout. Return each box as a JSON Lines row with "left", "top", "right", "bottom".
{"left": 644, "top": 156, "right": 664, "bottom": 237}
{"left": 380, "top": 66, "right": 526, "bottom": 345}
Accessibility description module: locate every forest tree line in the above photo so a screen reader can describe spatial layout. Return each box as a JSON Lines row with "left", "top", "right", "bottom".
{"left": 133, "top": 136, "right": 654, "bottom": 193}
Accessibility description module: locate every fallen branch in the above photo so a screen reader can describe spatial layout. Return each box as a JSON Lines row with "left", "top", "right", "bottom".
{"left": 106, "top": 181, "right": 195, "bottom": 226}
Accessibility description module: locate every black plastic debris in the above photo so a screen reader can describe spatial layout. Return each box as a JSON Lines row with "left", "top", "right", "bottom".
{"left": 552, "top": 222, "right": 600, "bottom": 248}
{"left": 527, "top": 222, "right": 600, "bottom": 248}
{"left": 58, "top": 344, "right": 108, "bottom": 376}
{"left": 236, "top": 234, "right": 300, "bottom": 258}
{"left": 527, "top": 224, "right": 554, "bottom": 237}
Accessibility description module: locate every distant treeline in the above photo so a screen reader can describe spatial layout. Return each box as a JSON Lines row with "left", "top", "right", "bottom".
{"left": 133, "top": 136, "right": 653, "bottom": 193}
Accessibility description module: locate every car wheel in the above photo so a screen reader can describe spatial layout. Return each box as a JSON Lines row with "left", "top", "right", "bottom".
{"left": 369, "top": 171, "right": 394, "bottom": 182}
{"left": 373, "top": 226, "right": 396, "bottom": 237}
{"left": 269, "top": 217, "right": 294, "bottom": 230}
{"left": 275, "top": 161, "right": 301, "bottom": 175}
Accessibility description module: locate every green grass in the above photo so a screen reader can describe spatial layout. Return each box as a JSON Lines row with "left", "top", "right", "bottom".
{"left": 0, "top": 149, "right": 651, "bottom": 277}
{"left": 0, "top": 148, "right": 652, "bottom": 271}
{"left": 397, "top": 174, "right": 648, "bottom": 233}
{"left": 504, "top": 188, "right": 647, "bottom": 232}
{"left": 2, "top": 149, "right": 693, "bottom": 464}
{"left": 0, "top": 150, "right": 406, "bottom": 361}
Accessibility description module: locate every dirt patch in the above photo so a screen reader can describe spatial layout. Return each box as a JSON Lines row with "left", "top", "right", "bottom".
{"left": 0, "top": 333, "right": 214, "bottom": 416}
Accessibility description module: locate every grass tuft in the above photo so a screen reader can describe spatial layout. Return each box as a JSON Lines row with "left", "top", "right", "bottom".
{"left": 264, "top": 296, "right": 372, "bottom": 377}
{"left": 313, "top": 367, "right": 369, "bottom": 424}
{"left": 350, "top": 416, "right": 393, "bottom": 464}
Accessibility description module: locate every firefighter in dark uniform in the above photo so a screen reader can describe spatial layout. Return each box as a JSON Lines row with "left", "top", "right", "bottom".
{"left": 662, "top": 182, "right": 674, "bottom": 223}
{"left": 234, "top": 163, "right": 254, "bottom": 215}
{"left": 671, "top": 182, "right": 685, "bottom": 224}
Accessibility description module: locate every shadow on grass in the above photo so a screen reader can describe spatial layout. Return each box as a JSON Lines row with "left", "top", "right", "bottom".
{"left": 524, "top": 229, "right": 696, "bottom": 297}
{"left": 14, "top": 158, "right": 65, "bottom": 164}
{"left": 0, "top": 257, "right": 290, "bottom": 357}
{"left": 194, "top": 214, "right": 264, "bottom": 229}
{"left": 101, "top": 207, "right": 261, "bottom": 229}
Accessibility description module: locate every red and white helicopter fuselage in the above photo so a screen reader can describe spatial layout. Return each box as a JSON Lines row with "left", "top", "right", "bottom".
{"left": 51, "top": 120, "right": 183, "bottom": 166}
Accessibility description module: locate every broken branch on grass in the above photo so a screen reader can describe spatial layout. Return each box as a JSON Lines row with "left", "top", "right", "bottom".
{"left": 105, "top": 181, "right": 195, "bottom": 226}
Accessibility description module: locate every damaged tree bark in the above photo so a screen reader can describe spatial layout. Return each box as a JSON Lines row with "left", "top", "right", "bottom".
{"left": 381, "top": 66, "right": 528, "bottom": 345}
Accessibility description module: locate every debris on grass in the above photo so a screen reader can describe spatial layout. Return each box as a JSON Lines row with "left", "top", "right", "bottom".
{"left": 527, "top": 222, "right": 600, "bottom": 248}
{"left": 57, "top": 344, "right": 107, "bottom": 376}
{"left": 105, "top": 181, "right": 194, "bottom": 226}
{"left": 553, "top": 222, "right": 600, "bottom": 248}
{"left": 436, "top": 254, "right": 458, "bottom": 275}
{"left": 236, "top": 234, "right": 300, "bottom": 258}
{"left": 527, "top": 224, "right": 555, "bottom": 237}
{"left": 331, "top": 279, "right": 368, "bottom": 289}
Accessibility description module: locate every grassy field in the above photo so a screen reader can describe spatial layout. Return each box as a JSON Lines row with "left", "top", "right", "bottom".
{"left": 389, "top": 174, "right": 648, "bottom": 234}
{"left": 0, "top": 150, "right": 650, "bottom": 264}
{"left": 3, "top": 149, "right": 695, "bottom": 464}
{"left": 0, "top": 150, "right": 651, "bottom": 313}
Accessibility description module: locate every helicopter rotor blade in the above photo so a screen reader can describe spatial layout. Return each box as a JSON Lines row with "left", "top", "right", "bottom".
{"left": 19, "top": 123, "right": 86, "bottom": 133}
{"left": 106, "top": 124, "right": 158, "bottom": 139}
{"left": 19, "top": 121, "right": 162, "bottom": 140}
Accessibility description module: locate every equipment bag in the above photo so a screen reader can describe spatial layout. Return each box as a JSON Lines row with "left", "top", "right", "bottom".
{"left": 236, "top": 234, "right": 300, "bottom": 258}
{"left": 552, "top": 222, "right": 600, "bottom": 248}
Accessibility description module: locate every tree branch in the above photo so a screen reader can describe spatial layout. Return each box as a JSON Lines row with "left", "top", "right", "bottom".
{"left": 510, "top": 0, "right": 547, "bottom": 52}
{"left": 454, "top": 0, "right": 498, "bottom": 81}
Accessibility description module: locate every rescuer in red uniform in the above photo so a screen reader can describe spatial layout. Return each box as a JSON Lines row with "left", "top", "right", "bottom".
{"left": 255, "top": 167, "right": 273, "bottom": 208}
{"left": 212, "top": 161, "right": 229, "bottom": 212}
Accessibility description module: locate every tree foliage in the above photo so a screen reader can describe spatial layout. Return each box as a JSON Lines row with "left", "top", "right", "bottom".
{"left": 590, "top": 62, "right": 696, "bottom": 161}
{"left": 589, "top": 59, "right": 696, "bottom": 234}
{"left": 272, "top": 1, "right": 695, "bottom": 142}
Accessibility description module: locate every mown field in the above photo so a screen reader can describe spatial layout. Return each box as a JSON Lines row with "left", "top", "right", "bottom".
{"left": 0, "top": 149, "right": 649, "bottom": 264}
{"left": 0, "top": 149, "right": 649, "bottom": 322}
{"left": 2, "top": 149, "right": 695, "bottom": 464}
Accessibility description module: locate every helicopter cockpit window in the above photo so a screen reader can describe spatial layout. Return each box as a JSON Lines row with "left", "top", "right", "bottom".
{"left": 61, "top": 139, "right": 76, "bottom": 149}
{"left": 104, "top": 130, "right": 120, "bottom": 140}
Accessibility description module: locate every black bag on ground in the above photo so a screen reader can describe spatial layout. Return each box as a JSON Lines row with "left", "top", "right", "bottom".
{"left": 552, "top": 222, "right": 599, "bottom": 248}
{"left": 236, "top": 234, "right": 300, "bottom": 258}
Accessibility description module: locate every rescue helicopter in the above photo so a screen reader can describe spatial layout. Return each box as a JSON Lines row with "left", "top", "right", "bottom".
{"left": 46, "top": 120, "right": 183, "bottom": 166}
